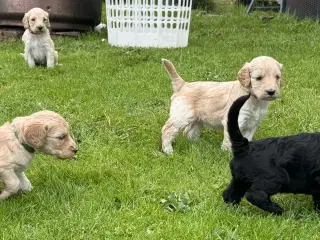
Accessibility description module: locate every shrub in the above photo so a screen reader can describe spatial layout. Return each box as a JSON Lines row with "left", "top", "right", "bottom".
{"left": 192, "top": 0, "right": 215, "bottom": 11}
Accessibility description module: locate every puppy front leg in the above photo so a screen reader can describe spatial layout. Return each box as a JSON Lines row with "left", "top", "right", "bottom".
{"left": 221, "top": 120, "right": 231, "bottom": 151}
{"left": 27, "top": 52, "right": 36, "bottom": 68}
{"left": 223, "top": 177, "right": 248, "bottom": 204}
{"left": 46, "top": 50, "right": 55, "bottom": 68}
{"left": 0, "top": 171, "right": 21, "bottom": 200}
{"left": 16, "top": 172, "right": 32, "bottom": 192}
{"left": 54, "top": 50, "right": 59, "bottom": 65}
{"left": 241, "top": 126, "right": 257, "bottom": 142}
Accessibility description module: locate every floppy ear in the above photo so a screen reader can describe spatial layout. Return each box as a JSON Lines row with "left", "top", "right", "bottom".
{"left": 23, "top": 121, "right": 48, "bottom": 149}
{"left": 238, "top": 62, "right": 251, "bottom": 88}
{"left": 45, "top": 11, "right": 50, "bottom": 28}
{"left": 22, "top": 13, "right": 29, "bottom": 29}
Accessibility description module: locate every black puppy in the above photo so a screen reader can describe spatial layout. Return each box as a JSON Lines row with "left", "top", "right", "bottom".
{"left": 223, "top": 95, "right": 320, "bottom": 215}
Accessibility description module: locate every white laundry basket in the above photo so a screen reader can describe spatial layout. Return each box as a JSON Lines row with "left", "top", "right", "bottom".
{"left": 105, "top": 0, "right": 193, "bottom": 48}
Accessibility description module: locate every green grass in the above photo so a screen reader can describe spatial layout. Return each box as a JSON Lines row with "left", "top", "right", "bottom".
{"left": 1, "top": 4, "right": 320, "bottom": 239}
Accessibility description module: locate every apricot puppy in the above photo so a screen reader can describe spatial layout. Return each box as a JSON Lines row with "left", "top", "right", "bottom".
{"left": 161, "top": 57, "right": 282, "bottom": 154}
{"left": 21, "top": 7, "right": 58, "bottom": 68}
{"left": 0, "top": 111, "right": 77, "bottom": 200}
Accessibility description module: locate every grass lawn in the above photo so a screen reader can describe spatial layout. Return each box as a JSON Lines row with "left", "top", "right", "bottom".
{"left": 1, "top": 4, "right": 320, "bottom": 239}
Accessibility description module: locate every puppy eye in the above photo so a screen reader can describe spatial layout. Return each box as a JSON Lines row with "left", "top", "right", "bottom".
{"left": 31, "top": 18, "right": 36, "bottom": 21}
{"left": 43, "top": 18, "right": 47, "bottom": 21}
{"left": 57, "top": 134, "right": 66, "bottom": 140}
{"left": 255, "top": 76, "right": 262, "bottom": 81}
{"left": 276, "top": 75, "right": 281, "bottom": 80}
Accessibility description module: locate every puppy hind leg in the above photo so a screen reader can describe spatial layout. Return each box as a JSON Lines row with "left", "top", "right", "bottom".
{"left": 162, "top": 100, "right": 196, "bottom": 154}
{"left": 245, "top": 189, "right": 283, "bottom": 215}
{"left": 162, "top": 120, "right": 180, "bottom": 154}
{"left": 184, "top": 122, "right": 201, "bottom": 140}
{"left": 310, "top": 176, "right": 320, "bottom": 212}
{"left": 162, "top": 116, "right": 196, "bottom": 154}
{"left": 0, "top": 171, "right": 21, "bottom": 200}
{"left": 312, "top": 194, "right": 320, "bottom": 212}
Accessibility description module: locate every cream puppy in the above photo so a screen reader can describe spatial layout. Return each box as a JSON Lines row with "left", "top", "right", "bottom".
{"left": 0, "top": 111, "right": 77, "bottom": 200}
{"left": 161, "top": 57, "right": 282, "bottom": 154}
{"left": 22, "top": 7, "right": 58, "bottom": 68}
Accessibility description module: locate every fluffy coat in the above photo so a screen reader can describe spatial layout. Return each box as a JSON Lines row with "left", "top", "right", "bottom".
{"left": 0, "top": 111, "right": 77, "bottom": 200}
{"left": 223, "top": 95, "right": 320, "bottom": 215}
{"left": 161, "top": 57, "right": 282, "bottom": 154}
{"left": 22, "top": 7, "right": 58, "bottom": 68}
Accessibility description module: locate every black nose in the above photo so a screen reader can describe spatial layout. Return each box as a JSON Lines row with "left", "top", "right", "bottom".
{"left": 38, "top": 26, "right": 43, "bottom": 30}
{"left": 266, "top": 89, "right": 275, "bottom": 96}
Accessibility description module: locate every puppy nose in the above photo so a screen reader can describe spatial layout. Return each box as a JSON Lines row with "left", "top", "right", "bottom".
{"left": 266, "top": 89, "right": 276, "bottom": 96}
{"left": 71, "top": 145, "right": 78, "bottom": 153}
{"left": 38, "top": 26, "right": 43, "bottom": 30}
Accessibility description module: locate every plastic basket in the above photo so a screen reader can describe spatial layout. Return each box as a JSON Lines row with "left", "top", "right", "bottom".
{"left": 105, "top": 0, "right": 192, "bottom": 48}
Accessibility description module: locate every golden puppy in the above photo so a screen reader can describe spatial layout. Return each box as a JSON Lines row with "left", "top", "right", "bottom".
{"left": 161, "top": 56, "right": 282, "bottom": 154}
{"left": 22, "top": 7, "right": 58, "bottom": 68}
{"left": 0, "top": 111, "right": 77, "bottom": 200}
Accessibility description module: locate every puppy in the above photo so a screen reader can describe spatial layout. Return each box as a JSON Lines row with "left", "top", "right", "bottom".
{"left": 161, "top": 57, "right": 282, "bottom": 154}
{"left": 0, "top": 111, "right": 77, "bottom": 200}
{"left": 22, "top": 7, "right": 58, "bottom": 68}
{"left": 223, "top": 95, "right": 320, "bottom": 215}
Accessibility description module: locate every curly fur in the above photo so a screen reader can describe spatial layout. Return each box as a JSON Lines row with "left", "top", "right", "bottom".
{"left": 161, "top": 56, "right": 283, "bottom": 154}
{"left": 0, "top": 111, "right": 77, "bottom": 200}
{"left": 223, "top": 95, "right": 320, "bottom": 215}
{"left": 22, "top": 7, "right": 58, "bottom": 68}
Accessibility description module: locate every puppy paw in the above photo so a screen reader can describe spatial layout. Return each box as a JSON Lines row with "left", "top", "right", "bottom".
{"left": 20, "top": 182, "right": 33, "bottom": 192}
{"left": 266, "top": 203, "right": 284, "bottom": 215}
{"left": 222, "top": 190, "right": 240, "bottom": 204}
{"left": 222, "top": 189, "right": 230, "bottom": 203}
{"left": 0, "top": 190, "right": 12, "bottom": 200}
{"left": 94, "top": 23, "right": 107, "bottom": 32}
{"left": 162, "top": 145, "right": 173, "bottom": 155}
{"left": 270, "top": 207, "right": 284, "bottom": 215}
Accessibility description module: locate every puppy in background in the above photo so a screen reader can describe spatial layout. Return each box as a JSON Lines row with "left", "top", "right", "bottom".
{"left": 161, "top": 57, "right": 282, "bottom": 154}
{"left": 224, "top": 95, "right": 320, "bottom": 215}
{"left": 0, "top": 111, "right": 78, "bottom": 200}
{"left": 22, "top": 7, "right": 58, "bottom": 68}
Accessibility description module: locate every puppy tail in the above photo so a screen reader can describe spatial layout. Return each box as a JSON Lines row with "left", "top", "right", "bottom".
{"left": 227, "top": 95, "right": 250, "bottom": 155}
{"left": 162, "top": 59, "right": 185, "bottom": 92}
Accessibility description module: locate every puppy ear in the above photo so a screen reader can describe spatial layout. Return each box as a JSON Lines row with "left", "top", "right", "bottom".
{"left": 238, "top": 62, "right": 251, "bottom": 88}
{"left": 23, "top": 121, "right": 48, "bottom": 149}
{"left": 45, "top": 12, "right": 50, "bottom": 28}
{"left": 22, "top": 13, "right": 29, "bottom": 29}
